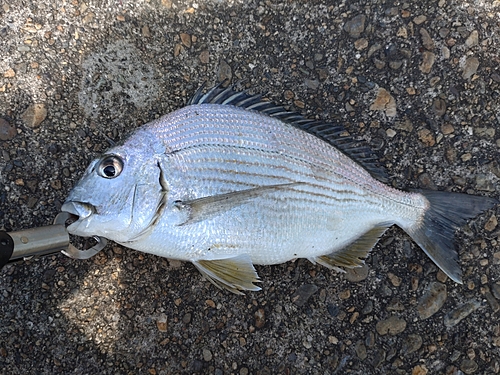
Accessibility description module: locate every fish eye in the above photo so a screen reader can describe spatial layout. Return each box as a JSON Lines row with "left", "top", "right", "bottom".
{"left": 97, "top": 155, "right": 123, "bottom": 179}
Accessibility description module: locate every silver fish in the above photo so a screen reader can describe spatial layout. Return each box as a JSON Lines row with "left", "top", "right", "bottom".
{"left": 62, "top": 85, "right": 497, "bottom": 294}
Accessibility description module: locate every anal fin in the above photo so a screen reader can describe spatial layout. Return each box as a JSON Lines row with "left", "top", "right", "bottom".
{"left": 311, "top": 226, "right": 389, "bottom": 270}
{"left": 193, "top": 254, "right": 261, "bottom": 295}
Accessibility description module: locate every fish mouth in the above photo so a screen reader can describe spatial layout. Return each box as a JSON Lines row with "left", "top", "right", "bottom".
{"left": 60, "top": 201, "right": 96, "bottom": 230}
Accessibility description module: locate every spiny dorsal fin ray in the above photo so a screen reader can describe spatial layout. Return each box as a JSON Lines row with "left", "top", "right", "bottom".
{"left": 193, "top": 255, "right": 261, "bottom": 295}
{"left": 188, "top": 84, "right": 388, "bottom": 182}
{"left": 311, "top": 225, "right": 390, "bottom": 270}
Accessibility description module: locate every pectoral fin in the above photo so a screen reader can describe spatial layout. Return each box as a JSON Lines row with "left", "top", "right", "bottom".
{"left": 310, "top": 225, "right": 390, "bottom": 270}
{"left": 175, "top": 182, "right": 301, "bottom": 226}
{"left": 193, "top": 254, "right": 261, "bottom": 295}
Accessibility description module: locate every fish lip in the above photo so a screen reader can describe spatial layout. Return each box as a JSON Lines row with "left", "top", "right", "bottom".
{"left": 61, "top": 201, "right": 96, "bottom": 222}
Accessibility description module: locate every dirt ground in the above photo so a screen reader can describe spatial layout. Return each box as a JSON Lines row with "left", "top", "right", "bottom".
{"left": 1, "top": 0, "right": 500, "bottom": 374}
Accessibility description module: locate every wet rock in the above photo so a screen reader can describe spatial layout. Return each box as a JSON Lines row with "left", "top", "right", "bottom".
{"left": 344, "top": 15, "right": 366, "bottom": 38}
{"left": 419, "top": 51, "right": 435, "bottom": 73}
{"left": 0, "top": 118, "right": 16, "bottom": 140}
{"left": 420, "top": 28, "right": 434, "bottom": 50}
{"left": 291, "top": 284, "right": 318, "bottom": 306}
{"left": 462, "top": 57, "right": 479, "bottom": 79}
{"left": 369, "top": 88, "right": 396, "bottom": 117}
{"left": 375, "top": 315, "right": 406, "bottom": 335}
{"left": 401, "top": 334, "right": 423, "bottom": 354}
{"left": 444, "top": 300, "right": 481, "bottom": 327}
{"left": 465, "top": 30, "right": 479, "bottom": 47}
{"left": 417, "top": 282, "right": 447, "bottom": 319}
{"left": 21, "top": 103, "right": 47, "bottom": 128}
{"left": 345, "top": 264, "right": 369, "bottom": 282}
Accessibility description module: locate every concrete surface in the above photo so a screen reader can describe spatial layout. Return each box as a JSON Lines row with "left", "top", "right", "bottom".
{"left": 1, "top": 0, "right": 500, "bottom": 374}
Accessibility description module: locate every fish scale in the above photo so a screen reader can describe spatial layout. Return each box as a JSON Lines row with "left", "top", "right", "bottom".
{"left": 62, "top": 85, "right": 497, "bottom": 294}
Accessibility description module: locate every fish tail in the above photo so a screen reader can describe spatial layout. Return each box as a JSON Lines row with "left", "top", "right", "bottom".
{"left": 404, "top": 190, "right": 497, "bottom": 283}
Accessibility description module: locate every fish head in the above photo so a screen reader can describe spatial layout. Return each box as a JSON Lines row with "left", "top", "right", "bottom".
{"left": 61, "top": 130, "right": 167, "bottom": 243}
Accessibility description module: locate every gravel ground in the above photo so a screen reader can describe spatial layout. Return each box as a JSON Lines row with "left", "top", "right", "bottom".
{"left": 1, "top": 1, "right": 500, "bottom": 374}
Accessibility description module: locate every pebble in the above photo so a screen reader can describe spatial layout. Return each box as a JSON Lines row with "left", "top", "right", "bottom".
{"left": 465, "top": 30, "right": 479, "bottom": 47}
{"left": 419, "top": 51, "right": 435, "bottom": 73}
{"left": 254, "top": 308, "right": 265, "bottom": 328}
{"left": 485, "top": 215, "right": 498, "bottom": 232}
{"left": 483, "top": 285, "right": 500, "bottom": 312}
{"left": 492, "top": 283, "right": 500, "bottom": 299}
{"left": 182, "top": 313, "right": 192, "bottom": 324}
{"left": 354, "top": 38, "right": 368, "bottom": 50}
{"left": 369, "top": 88, "right": 397, "bottom": 117}
{"left": 444, "top": 300, "right": 481, "bottom": 327}
{"left": 180, "top": 33, "right": 192, "bottom": 48}
{"left": 199, "top": 50, "right": 209, "bottom": 64}
{"left": 344, "top": 14, "right": 366, "bottom": 38}
{"left": 417, "top": 128, "right": 436, "bottom": 147}
{"left": 202, "top": 348, "right": 213, "bottom": 361}
{"left": 156, "top": 314, "right": 168, "bottom": 332}
{"left": 412, "top": 365, "right": 428, "bottom": 375}
{"left": 217, "top": 59, "right": 232, "bottom": 83}
{"left": 345, "top": 264, "right": 369, "bottom": 282}
{"left": 420, "top": 28, "right": 434, "bottom": 50}
{"left": 4, "top": 68, "right": 15, "bottom": 78}
{"left": 21, "top": 103, "right": 47, "bottom": 128}
{"left": 413, "top": 15, "right": 427, "bottom": 25}
{"left": 432, "top": 98, "right": 446, "bottom": 117}
{"left": 441, "top": 123, "right": 454, "bottom": 135}
{"left": 401, "top": 334, "right": 423, "bottom": 354}
{"left": 291, "top": 284, "right": 318, "bottom": 306}
{"left": 460, "top": 359, "right": 478, "bottom": 374}
{"left": 417, "top": 282, "right": 447, "bottom": 319}
{"left": 0, "top": 118, "right": 16, "bottom": 140}
{"left": 375, "top": 315, "right": 406, "bottom": 336}
{"left": 462, "top": 57, "right": 479, "bottom": 79}
{"left": 304, "top": 78, "right": 320, "bottom": 90}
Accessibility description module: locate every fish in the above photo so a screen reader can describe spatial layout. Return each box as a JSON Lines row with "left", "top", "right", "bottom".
{"left": 61, "top": 84, "right": 498, "bottom": 294}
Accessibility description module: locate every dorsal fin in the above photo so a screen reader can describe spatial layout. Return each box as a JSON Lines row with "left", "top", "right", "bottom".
{"left": 188, "top": 84, "right": 388, "bottom": 182}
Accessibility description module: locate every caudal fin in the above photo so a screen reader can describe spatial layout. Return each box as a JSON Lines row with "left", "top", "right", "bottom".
{"left": 404, "top": 190, "right": 497, "bottom": 283}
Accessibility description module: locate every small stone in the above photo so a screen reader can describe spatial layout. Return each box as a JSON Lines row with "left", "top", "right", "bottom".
{"left": 433, "top": 98, "right": 446, "bottom": 117}
{"left": 485, "top": 215, "right": 498, "bottom": 231}
{"left": 0, "top": 118, "right": 16, "bottom": 140}
{"left": 205, "top": 299, "right": 216, "bottom": 308}
{"left": 254, "top": 308, "right": 265, "bottom": 328}
{"left": 344, "top": 14, "right": 366, "bottom": 38}
{"left": 483, "top": 285, "right": 500, "bottom": 312}
{"left": 386, "top": 129, "right": 397, "bottom": 138}
{"left": 21, "top": 103, "right": 47, "bottom": 128}
{"left": 401, "top": 334, "right": 423, "bottom": 354}
{"left": 417, "top": 128, "right": 436, "bottom": 147}
{"left": 304, "top": 78, "right": 320, "bottom": 90}
{"left": 413, "top": 15, "right": 427, "bottom": 25}
{"left": 462, "top": 57, "right": 479, "bottom": 80}
{"left": 417, "top": 282, "right": 447, "bottom": 319}
{"left": 0, "top": 347, "right": 7, "bottom": 357}
{"left": 161, "top": 0, "right": 172, "bottom": 8}
{"left": 375, "top": 315, "right": 406, "bottom": 336}
{"left": 420, "top": 28, "right": 435, "bottom": 50}
{"left": 444, "top": 300, "right": 481, "bottom": 327}
{"left": 174, "top": 43, "right": 183, "bottom": 57}
{"left": 419, "top": 51, "right": 435, "bottom": 73}
{"left": 388, "top": 273, "right": 402, "bottom": 287}
{"left": 492, "top": 284, "right": 500, "bottom": 299}
{"left": 180, "top": 33, "right": 192, "bottom": 48}
{"left": 4, "top": 68, "right": 15, "bottom": 78}
{"left": 397, "top": 27, "right": 408, "bottom": 38}
{"left": 441, "top": 123, "right": 454, "bottom": 135}
{"left": 284, "top": 90, "right": 294, "bottom": 100}
{"left": 291, "top": 284, "right": 318, "bottom": 306}
{"left": 156, "top": 314, "right": 168, "bottom": 332}
{"left": 345, "top": 264, "right": 369, "bottom": 282}
{"left": 116, "top": 14, "right": 125, "bottom": 22}
{"left": 465, "top": 30, "right": 479, "bottom": 47}
{"left": 294, "top": 100, "right": 305, "bottom": 109}
{"left": 354, "top": 38, "right": 368, "bottom": 50}
{"left": 373, "top": 57, "right": 386, "bottom": 69}
{"left": 355, "top": 341, "right": 367, "bottom": 360}
{"left": 412, "top": 365, "right": 428, "bottom": 375}
{"left": 460, "top": 359, "right": 478, "bottom": 374}
{"left": 369, "top": 88, "right": 397, "bottom": 117}
{"left": 217, "top": 59, "right": 232, "bottom": 83}
{"left": 182, "top": 313, "right": 191, "bottom": 324}
{"left": 199, "top": 50, "right": 209, "bottom": 64}
{"left": 476, "top": 174, "right": 495, "bottom": 192}
{"left": 202, "top": 348, "right": 213, "bottom": 362}
{"left": 141, "top": 25, "right": 151, "bottom": 37}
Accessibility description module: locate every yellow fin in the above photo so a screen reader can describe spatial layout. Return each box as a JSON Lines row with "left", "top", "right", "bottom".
{"left": 314, "top": 226, "right": 389, "bottom": 269}
{"left": 175, "top": 182, "right": 302, "bottom": 226}
{"left": 193, "top": 255, "right": 261, "bottom": 295}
